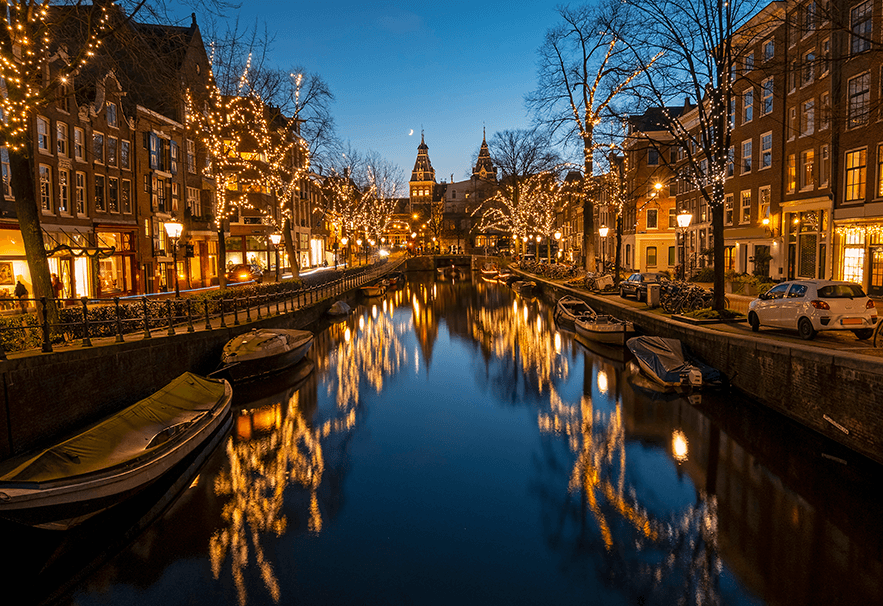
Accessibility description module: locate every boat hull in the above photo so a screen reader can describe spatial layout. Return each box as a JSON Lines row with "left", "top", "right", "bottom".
{"left": 222, "top": 330, "right": 314, "bottom": 382}
{"left": 554, "top": 296, "right": 596, "bottom": 328}
{"left": 0, "top": 374, "right": 232, "bottom": 530}
{"left": 574, "top": 317, "right": 635, "bottom": 346}
{"left": 360, "top": 284, "right": 386, "bottom": 297}
{"left": 626, "top": 336, "right": 725, "bottom": 389}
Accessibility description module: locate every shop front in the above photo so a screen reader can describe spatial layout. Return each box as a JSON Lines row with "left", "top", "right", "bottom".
{"left": 835, "top": 222, "right": 883, "bottom": 296}
{"left": 782, "top": 199, "right": 831, "bottom": 282}
{"left": 0, "top": 223, "right": 33, "bottom": 308}
{"left": 94, "top": 228, "right": 138, "bottom": 297}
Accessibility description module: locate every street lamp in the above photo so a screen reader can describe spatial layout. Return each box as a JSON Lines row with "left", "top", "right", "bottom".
{"left": 341, "top": 236, "right": 349, "bottom": 269}
{"left": 598, "top": 226, "right": 609, "bottom": 272}
{"left": 676, "top": 211, "right": 693, "bottom": 280}
{"left": 164, "top": 220, "right": 183, "bottom": 297}
{"left": 554, "top": 231, "right": 562, "bottom": 261}
{"left": 269, "top": 233, "right": 282, "bottom": 281}
{"left": 356, "top": 239, "right": 363, "bottom": 265}
{"left": 535, "top": 234, "right": 542, "bottom": 261}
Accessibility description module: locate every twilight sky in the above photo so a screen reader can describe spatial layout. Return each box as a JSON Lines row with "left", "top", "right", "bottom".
{"left": 209, "top": 0, "right": 565, "bottom": 191}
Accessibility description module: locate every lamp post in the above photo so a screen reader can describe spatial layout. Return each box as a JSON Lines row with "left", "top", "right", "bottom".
{"left": 598, "top": 226, "right": 609, "bottom": 272}
{"left": 269, "top": 233, "right": 282, "bottom": 281}
{"left": 164, "top": 220, "right": 183, "bottom": 297}
{"left": 676, "top": 211, "right": 693, "bottom": 281}
{"left": 536, "top": 235, "right": 542, "bottom": 261}
{"left": 341, "top": 236, "right": 349, "bottom": 269}
{"left": 356, "top": 239, "right": 363, "bottom": 266}
{"left": 554, "top": 231, "right": 562, "bottom": 261}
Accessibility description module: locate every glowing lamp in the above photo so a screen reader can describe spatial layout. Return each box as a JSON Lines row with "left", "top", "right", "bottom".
{"left": 598, "top": 226, "right": 609, "bottom": 238}
{"left": 269, "top": 233, "right": 282, "bottom": 246}
{"left": 676, "top": 212, "right": 693, "bottom": 229}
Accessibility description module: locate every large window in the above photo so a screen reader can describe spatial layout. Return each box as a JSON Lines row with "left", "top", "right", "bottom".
{"left": 74, "top": 127, "right": 85, "bottom": 161}
{"left": 820, "top": 145, "right": 830, "bottom": 187}
{"left": 845, "top": 148, "right": 867, "bottom": 202}
{"left": 187, "top": 186, "right": 201, "bottom": 216}
{"left": 742, "top": 139, "right": 752, "bottom": 174}
{"left": 802, "top": 50, "right": 815, "bottom": 86}
{"left": 761, "top": 132, "right": 773, "bottom": 168}
{"left": 801, "top": 149, "right": 814, "bottom": 190}
{"left": 646, "top": 246, "right": 657, "bottom": 267}
{"left": 37, "top": 117, "right": 50, "bottom": 152}
{"left": 1, "top": 147, "right": 10, "bottom": 198}
{"left": 847, "top": 72, "right": 870, "bottom": 128}
{"left": 740, "top": 190, "right": 751, "bottom": 224}
{"left": 187, "top": 139, "right": 196, "bottom": 173}
{"left": 75, "top": 172, "right": 86, "bottom": 214}
{"left": 725, "top": 193, "right": 734, "bottom": 225}
{"left": 95, "top": 174, "right": 106, "bottom": 212}
{"left": 801, "top": 99, "right": 814, "bottom": 136}
{"left": 56, "top": 122, "right": 68, "bottom": 156}
{"left": 121, "top": 140, "right": 130, "bottom": 169}
{"left": 761, "top": 78, "right": 773, "bottom": 115}
{"left": 39, "top": 165, "right": 52, "bottom": 211}
{"left": 646, "top": 208, "right": 658, "bottom": 229}
{"left": 121, "top": 179, "right": 131, "bottom": 214}
{"left": 759, "top": 186, "right": 770, "bottom": 223}
{"left": 107, "top": 136, "right": 117, "bottom": 167}
{"left": 743, "top": 89, "right": 753, "bottom": 123}
{"left": 787, "top": 154, "right": 797, "bottom": 193}
{"left": 93, "top": 132, "right": 104, "bottom": 163}
{"left": 851, "top": 0, "right": 872, "bottom": 55}
{"left": 108, "top": 176, "right": 119, "bottom": 212}
{"left": 58, "top": 169, "right": 70, "bottom": 214}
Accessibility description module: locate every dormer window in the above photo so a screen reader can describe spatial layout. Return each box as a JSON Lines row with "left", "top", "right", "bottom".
{"left": 107, "top": 102, "right": 117, "bottom": 128}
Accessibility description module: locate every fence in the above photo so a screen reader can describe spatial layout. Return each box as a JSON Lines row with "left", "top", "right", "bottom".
{"left": 0, "top": 260, "right": 393, "bottom": 359}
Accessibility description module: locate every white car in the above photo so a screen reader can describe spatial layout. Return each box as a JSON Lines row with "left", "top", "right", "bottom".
{"left": 747, "top": 279, "right": 878, "bottom": 340}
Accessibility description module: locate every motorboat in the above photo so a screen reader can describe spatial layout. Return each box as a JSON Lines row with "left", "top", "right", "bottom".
{"left": 626, "top": 336, "right": 726, "bottom": 389}
{"left": 574, "top": 313, "right": 636, "bottom": 346}
{"left": 220, "top": 328, "right": 314, "bottom": 382}
{"left": 385, "top": 271, "right": 405, "bottom": 287}
{"left": 480, "top": 263, "right": 498, "bottom": 278}
{"left": 327, "top": 300, "right": 352, "bottom": 317}
{"left": 495, "top": 271, "right": 513, "bottom": 284}
{"left": 360, "top": 282, "right": 386, "bottom": 297}
{"left": 553, "top": 295, "right": 596, "bottom": 327}
{"left": 516, "top": 280, "right": 538, "bottom": 296}
{"left": 0, "top": 372, "right": 232, "bottom": 530}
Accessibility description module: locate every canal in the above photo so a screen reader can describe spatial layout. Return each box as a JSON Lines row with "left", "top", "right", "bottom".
{"left": 5, "top": 273, "right": 882, "bottom": 605}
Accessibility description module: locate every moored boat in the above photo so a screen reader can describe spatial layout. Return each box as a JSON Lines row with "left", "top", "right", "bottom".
{"left": 327, "top": 300, "right": 352, "bottom": 316}
{"left": 554, "top": 295, "right": 596, "bottom": 327}
{"left": 574, "top": 313, "right": 636, "bottom": 346}
{"left": 0, "top": 372, "right": 232, "bottom": 530}
{"left": 495, "top": 271, "right": 514, "bottom": 283}
{"left": 480, "top": 263, "right": 498, "bottom": 278}
{"left": 220, "top": 328, "right": 314, "bottom": 382}
{"left": 626, "top": 335, "right": 726, "bottom": 390}
{"left": 360, "top": 282, "right": 386, "bottom": 297}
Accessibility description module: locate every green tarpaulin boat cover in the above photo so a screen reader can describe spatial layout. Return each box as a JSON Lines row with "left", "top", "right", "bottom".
{"left": 0, "top": 373, "right": 227, "bottom": 484}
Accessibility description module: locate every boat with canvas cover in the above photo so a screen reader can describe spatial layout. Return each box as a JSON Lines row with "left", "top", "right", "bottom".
{"left": 220, "top": 328, "right": 314, "bottom": 382}
{"left": 626, "top": 336, "right": 726, "bottom": 389}
{"left": 0, "top": 372, "right": 232, "bottom": 530}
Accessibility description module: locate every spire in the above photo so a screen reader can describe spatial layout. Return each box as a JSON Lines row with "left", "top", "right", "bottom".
{"left": 411, "top": 131, "right": 435, "bottom": 183}
{"left": 473, "top": 129, "right": 496, "bottom": 181}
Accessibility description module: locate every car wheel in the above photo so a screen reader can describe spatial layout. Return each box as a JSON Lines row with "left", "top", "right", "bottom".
{"left": 797, "top": 317, "right": 816, "bottom": 340}
{"left": 748, "top": 312, "right": 760, "bottom": 332}
{"left": 619, "top": 288, "right": 627, "bottom": 298}
{"left": 853, "top": 328, "right": 874, "bottom": 340}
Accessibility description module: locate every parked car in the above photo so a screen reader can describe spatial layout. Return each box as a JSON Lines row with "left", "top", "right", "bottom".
{"left": 747, "top": 279, "right": 878, "bottom": 340}
{"left": 619, "top": 272, "right": 671, "bottom": 302}
{"left": 226, "top": 263, "right": 263, "bottom": 284}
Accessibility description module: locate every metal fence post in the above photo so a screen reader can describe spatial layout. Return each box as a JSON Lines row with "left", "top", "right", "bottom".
{"left": 186, "top": 299, "right": 195, "bottom": 333}
{"left": 204, "top": 299, "right": 212, "bottom": 330}
{"left": 142, "top": 296, "right": 152, "bottom": 338}
{"left": 256, "top": 295, "right": 263, "bottom": 320}
{"left": 233, "top": 298, "right": 240, "bottom": 326}
{"left": 41, "top": 297, "right": 53, "bottom": 352}
{"left": 114, "top": 297, "right": 124, "bottom": 343}
{"left": 166, "top": 299, "right": 175, "bottom": 336}
{"left": 220, "top": 298, "right": 228, "bottom": 328}
{"left": 246, "top": 296, "right": 252, "bottom": 322}
{"left": 80, "top": 297, "right": 92, "bottom": 347}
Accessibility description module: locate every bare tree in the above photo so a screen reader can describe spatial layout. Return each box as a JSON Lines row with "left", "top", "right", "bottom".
{"left": 527, "top": 4, "right": 656, "bottom": 273}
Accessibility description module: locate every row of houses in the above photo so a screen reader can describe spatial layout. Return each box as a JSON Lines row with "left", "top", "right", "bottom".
{"left": 1, "top": 11, "right": 322, "bottom": 303}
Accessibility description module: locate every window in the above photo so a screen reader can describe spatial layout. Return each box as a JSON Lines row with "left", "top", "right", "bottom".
{"left": 845, "top": 148, "right": 867, "bottom": 202}
{"left": 743, "top": 89, "right": 753, "bottom": 123}
{"left": 789, "top": 60, "right": 797, "bottom": 92}
{"left": 851, "top": 0, "right": 872, "bottom": 55}
{"left": 801, "top": 150, "right": 814, "bottom": 190}
{"left": 668, "top": 246, "right": 676, "bottom": 266}
{"left": 763, "top": 39, "right": 775, "bottom": 61}
{"left": 121, "top": 140, "right": 130, "bottom": 169}
{"left": 742, "top": 139, "right": 752, "bottom": 174}
{"left": 820, "top": 145, "right": 830, "bottom": 187}
{"left": 761, "top": 132, "right": 773, "bottom": 169}
{"left": 759, "top": 186, "right": 770, "bottom": 223}
{"left": 187, "top": 186, "right": 201, "bottom": 216}
{"left": 108, "top": 177, "right": 119, "bottom": 212}
{"left": 803, "top": 1, "right": 817, "bottom": 35}
{"left": 57, "top": 122, "right": 68, "bottom": 156}
{"left": 789, "top": 106, "right": 797, "bottom": 138}
{"left": 37, "top": 117, "right": 50, "bottom": 151}
{"left": 669, "top": 208, "right": 677, "bottom": 228}
{"left": 93, "top": 132, "right": 104, "bottom": 163}
{"left": 646, "top": 246, "right": 657, "bottom": 267}
{"left": 106, "top": 102, "right": 117, "bottom": 128}
{"left": 186, "top": 139, "right": 196, "bottom": 173}
{"left": 801, "top": 99, "right": 814, "bottom": 136}
{"left": 95, "top": 175, "right": 106, "bottom": 212}
{"left": 1, "top": 147, "right": 10, "bottom": 198}
{"left": 787, "top": 154, "right": 797, "bottom": 193}
{"left": 727, "top": 146, "right": 734, "bottom": 177}
{"left": 107, "top": 136, "right": 117, "bottom": 167}
{"left": 802, "top": 50, "right": 815, "bottom": 86}
{"left": 170, "top": 141, "right": 179, "bottom": 174}
{"left": 744, "top": 52, "right": 754, "bottom": 73}
{"left": 646, "top": 208, "right": 658, "bottom": 229}
{"left": 58, "top": 169, "right": 69, "bottom": 213}
{"left": 157, "top": 177, "right": 167, "bottom": 212}
{"left": 74, "top": 127, "right": 85, "bottom": 161}
{"left": 75, "top": 172, "right": 86, "bottom": 214}
{"left": 821, "top": 39, "right": 830, "bottom": 75}
{"left": 728, "top": 97, "right": 735, "bottom": 128}
{"left": 121, "top": 179, "right": 132, "bottom": 214}
{"left": 761, "top": 78, "right": 774, "bottom": 115}
{"left": 39, "top": 165, "right": 52, "bottom": 211}
{"left": 877, "top": 144, "right": 883, "bottom": 198}
{"left": 820, "top": 93, "right": 830, "bottom": 130}
{"left": 740, "top": 190, "right": 751, "bottom": 224}
{"left": 148, "top": 132, "right": 159, "bottom": 169}
{"left": 848, "top": 72, "right": 870, "bottom": 128}
{"left": 725, "top": 194, "right": 734, "bottom": 225}
{"left": 647, "top": 148, "right": 659, "bottom": 165}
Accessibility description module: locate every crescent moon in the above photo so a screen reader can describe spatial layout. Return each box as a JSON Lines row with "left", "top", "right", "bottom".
{"left": 408, "top": 129, "right": 414, "bottom": 136}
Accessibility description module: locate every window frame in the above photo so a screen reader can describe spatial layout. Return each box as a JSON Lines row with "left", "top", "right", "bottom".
{"left": 844, "top": 147, "right": 867, "bottom": 203}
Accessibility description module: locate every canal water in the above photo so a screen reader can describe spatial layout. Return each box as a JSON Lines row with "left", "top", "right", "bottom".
{"left": 5, "top": 274, "right": 881, "bottom": 605}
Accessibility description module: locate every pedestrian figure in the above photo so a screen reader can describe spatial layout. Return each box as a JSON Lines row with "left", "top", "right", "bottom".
{"left": 14, "top": 279, "right": 28, "bottom": 312}
{"left": 51, "top": 273, "right": 63, "bottom": 299}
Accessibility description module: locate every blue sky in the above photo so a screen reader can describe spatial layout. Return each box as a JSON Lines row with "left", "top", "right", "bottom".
{"left": 213, "top": 1, "right": 565, "bottom": 189}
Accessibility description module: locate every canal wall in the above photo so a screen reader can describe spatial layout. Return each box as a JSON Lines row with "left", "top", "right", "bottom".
{"left": 523, "top": 272, "right": 883, "bottom": 466}
{"left": 0, "top": 292, "right": 358, "bottom": 460}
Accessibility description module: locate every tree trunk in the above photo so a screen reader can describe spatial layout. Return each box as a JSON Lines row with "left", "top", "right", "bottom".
{"left": 283, "top": 217, "right": 299, "bottom": 279}
{"left": 712, "top": 197, "right": 726, "bottom": 311}
{"left": 582, "top": 133, "right": 596, "bottom": 273}
{"left": 614, "top": 212, "right": 623, "bottom": 285}
{"left": 8, "top": 142, "right": 58, "bottom": 326}
{"left": 217, "top": 224, "right": 228, "bottom": 290}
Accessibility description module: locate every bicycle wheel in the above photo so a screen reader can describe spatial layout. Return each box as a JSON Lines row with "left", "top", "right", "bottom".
{"left": 873, "top": 321, "right": 883, "bottom": 348}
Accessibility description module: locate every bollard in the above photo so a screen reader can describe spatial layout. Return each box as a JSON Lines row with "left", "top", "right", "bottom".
{"left": 142, "top": 296, "right": 152, "bottom": 338}
{"left": 114, "top": 297, "right": 124, "bottom": 343}
{"left": 166, "top": 299, "right": 175, "bottom": 336}
{"left": 276, "top": 294, "right": 280, "bottom": 316}
{"left": 80, "top": 297, "right": 92, "bottom": 347}
{"left": 41, "top": 297, "right": 53, "bottom": 353}
{"left": 186, "top": 299, "right": 195, "bottom": 332}
{"left": 204, "top": 299, "right": 212, "bottom": 330}
{"left": 233, "top": 298, "right": 240, "bottom": 326}
{"left": 246, "top": 296, "right": 252, "bottom": 322}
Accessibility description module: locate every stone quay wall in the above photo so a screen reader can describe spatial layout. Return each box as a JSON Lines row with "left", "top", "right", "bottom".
{"left": 523, "top": 272, "right": 883, "bottom": 466}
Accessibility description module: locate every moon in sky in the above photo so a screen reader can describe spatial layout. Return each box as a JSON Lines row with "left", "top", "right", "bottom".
{"left": 408, "top": 129, "right": 414, "bottom": 136}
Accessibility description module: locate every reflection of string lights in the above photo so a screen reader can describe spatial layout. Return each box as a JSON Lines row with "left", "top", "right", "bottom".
{"left": 672, "top": 429, "right": 689, "bottom": 463}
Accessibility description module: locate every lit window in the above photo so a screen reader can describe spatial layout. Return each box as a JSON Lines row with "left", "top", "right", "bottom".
{"left": 39, "top": 165, "right": 52, "bottom": 211}
{"left": 37, "top": 117, "right": 50, "bottom": 151}
{"left": 845, "top": 149, "right": 867, "bottom": 202}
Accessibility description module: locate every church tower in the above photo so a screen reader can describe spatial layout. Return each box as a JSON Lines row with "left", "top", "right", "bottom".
{"left": 409, "top": 132, "right": 436, "bottom": 204}
{"left": 472, "top": 128, "right": 497, "bottom": 181}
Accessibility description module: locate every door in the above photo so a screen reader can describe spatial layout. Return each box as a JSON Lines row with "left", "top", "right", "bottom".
{"left": 870, "top": 247, "right": 883, "bottom": 297}
{"left": 754, "top": 282, "right": 790, "bottom": 327}
{"left": 778, "top": 283, "right": 809, "bottom": 329}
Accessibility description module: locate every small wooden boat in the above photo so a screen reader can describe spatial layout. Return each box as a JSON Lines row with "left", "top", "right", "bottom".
{"left": 626, "top": 336, "right": 726, "bottom": 389}
{"left": 360, "top": 282, "right": 386, "bottom": 297}
{"left": 516, "top": 280, "right": 538, "bottom": 295}
{"left": 327, "top": 300, "right": 352, "bottom": 316}
{"left": 221, "top": 328, "right": 314, "bottom": 382}
{"left": 480, "top": 263, "right": 498, "bottom": 278}
{"left": 385, "top": 271, "right": 405, "bottom": 287}
{"left": 438, "top": 265, "right": 465, "bottom": 279}
{"left": 554, "top": 295, "right": 595, "bottom": 327}
{"left": 0, "top": 373, "right": 232, "bottom": 530}
{"left": 574, "top": 313, "right": 635, "bottom": 346}
{"left": 496, "top": 271, "right": 514, "bottom": 283}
